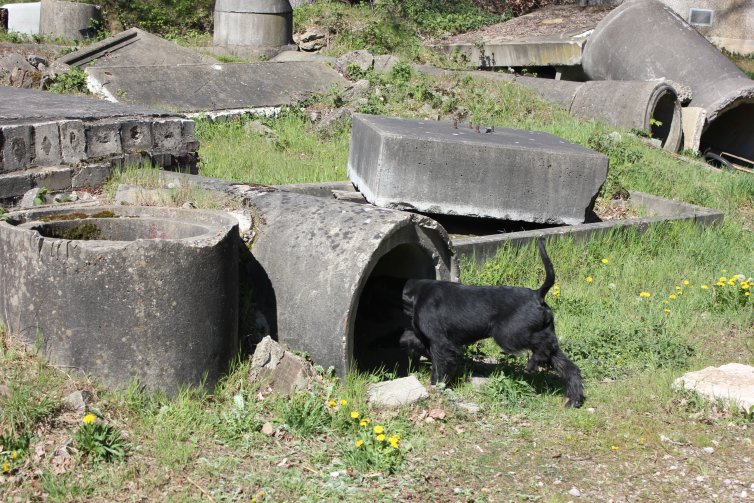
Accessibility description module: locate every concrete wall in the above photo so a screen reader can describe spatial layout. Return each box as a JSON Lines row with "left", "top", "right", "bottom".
{"left": 1, "top": 2, "right": 40, "bottom": 35}
{"left": 658, "top": 0, "right": 754, "bottom": 54}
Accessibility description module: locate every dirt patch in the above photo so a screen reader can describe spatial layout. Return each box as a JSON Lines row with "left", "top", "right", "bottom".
{"left": 440, "top": 4, "right": 613, "bottom": 44}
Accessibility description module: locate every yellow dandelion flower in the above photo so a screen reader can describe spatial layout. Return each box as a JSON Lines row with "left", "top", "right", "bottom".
{"left": 586, "top": 276, "right": 593, "bottom": 283}
{"left": 340, "top": 399, "right": 348, "bottom": 406}
{"left": 566, "top": 434, "right": 573, "bottom": 440}
{"left": 741, "top": 283, "right": 750, "bottom": 290}
{"left": 677, "top": 291, "right": 683, "bottom": 296}
{"left": 639, "top": 291, "right": 651, "bottom": 298}
{"left": 717, "top": 282, "right": 725, "bottom": 287}
{"left": 719, "top": 277, "right": 727, "bottom": 282}
{"left": 601, "top": 258, "right": 609, "bottom": 264}
{"left": 327, "top": 400, "right": 336, "bottom": 407}
{"left": 83, "top": 413, "right": 96, "bottom": 425}
{"left": 376, "top": 434, "right": 386, "bottom": 442}
{"left": 373, "top": 425, "right": 384, "bottom": 434}
{"left": 701, "top": 284, "right": 709, "bottom": 290}
{"left": 664, "top": 309, "right": 671, "bottom": 313}
{"left": 10, "top": 451, "right": 17, "bottom": 459}
{"left": 675, "top": 286, "right": 682, "bottom": 291}
{"left": 360, "top": 420, "right": 368, "bottom": 427}
{"left": 669, "top": 294, "right": 676, "bottom": 300}
{"left": 356, "top": 439, "right": 364, "bottom": 447}
{"left": 611, "top": 445, "right": 619, "bottom": 451}
{"left": 2, "top": 462, "right": 9, "bottom": 472}
{"left": 350, "top": 411, "right": 360, "bottom": 419}
{"left": 388, "top": 435, "right": 400, "bottom": 449}
{"left": 746, "top": 292, "right": 751, "bottom": 297}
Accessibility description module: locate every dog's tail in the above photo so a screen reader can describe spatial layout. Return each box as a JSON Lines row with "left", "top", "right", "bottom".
{"left": 536, "top": 237, "right": 555, "bottom": 300}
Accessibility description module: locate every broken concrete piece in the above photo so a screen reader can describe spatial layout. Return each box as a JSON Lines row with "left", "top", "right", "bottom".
{"left": 248, "top": 336, "right": 316, "bottom": 395}
{"left": 681, "top": 107, "right": 707, "bottom": 153}
{"left": 367, "top": 376, "right": 429, "bottom": 407}
{"left": 674, "top": 363, "right": 754, "bottom": 411}
{"left": 85, "top": 62, "right": 348, "bottom": 114}
{"left": 348, "top": 114, "right": 609, "bottom": 225}
{"left": 294, "top": 28, "right": 326, "bottom": 52}
{"left": 58, "top": 28, "right": 213, "bottom": 68}
{"left": 269, "top": 50, "right": 334, "bottom": 64}
{"left": 374, "top": 55, "right": 400, "bottom": 73}
{"left": 336, "top": 50, "right": 374, "bottom": 75}
{"left": 62, "top": 390, "right": 92, "bottom": 412}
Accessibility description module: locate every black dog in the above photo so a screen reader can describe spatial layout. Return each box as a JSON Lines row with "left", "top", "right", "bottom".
{"left": 394, "top": 237, "right": 584, "bottom": 407}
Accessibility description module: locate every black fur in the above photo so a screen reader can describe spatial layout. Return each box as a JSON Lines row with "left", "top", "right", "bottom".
{"left": 397, "top": 237, "right": 584, "bottom": 407}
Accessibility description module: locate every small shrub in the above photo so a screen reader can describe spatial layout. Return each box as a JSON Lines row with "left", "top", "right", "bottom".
{"left": 340, "top": 415, "right": 404, "bottom": 474}
{"left": 215, "top": 391, "right": 263, "bottom": 442}
{"left": 279, "top": 391, "right": 331, "bottom": 436}
{"left": 481, "top": 371, "right": 536, "bottom": 407}
{"left": 46, "top": 67, "right": 89, "bottom": 95}
{"left": 73, "top": 413, "right": 127, "bottom": 463}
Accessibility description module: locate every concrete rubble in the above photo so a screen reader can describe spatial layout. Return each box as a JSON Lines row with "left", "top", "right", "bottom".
{"left": 582, "top": 0, "right": 754, "bottom": 163}
{"left": 248, "top": 336, "right": 317, "bottom": 395}
{"left": 367, "top": 376, "right": 430, "bottom": 407}
{"left": 348, "top": 113, "right": 609, "bottom": 225}
{"left": 674, "top": 363, "right": 754, "bottom": 411}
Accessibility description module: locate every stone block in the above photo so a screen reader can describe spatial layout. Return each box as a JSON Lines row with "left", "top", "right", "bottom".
{"left": 367, "top": 376, "right": 429, "bottom": 407}
{"left": 33, "top": 122, "right": 62, "bottom": 167}
{"left": 348, "top": 114, "right": 609, "bottom": 225}
{"left": 32, "top": 166, "right": 72, "bottom": 191}
{"left": 85, "top": 122, "right": 122, "bottom": 158}
{"left": 681, "top": 107, "right": 707, "bottom": 153}
{"left": 119, "top": 120, "right": 153, "bottom": 152}
{"left": 72, "top": 163, "right": 111, "bottom": 188}
{"left": 674, "top": 363, "right": 754, "bottom": 411}
{"left": 59, "top": 120, "right": 86, "bottom": 165}
{"left": 1, "top": 125, "right": 34, "bottom": 173}
{"left": 0, "top": 171, "right": 33, "bottom": 199}
{"left": 152, "top": 119, "right": 184, "bottom": 152}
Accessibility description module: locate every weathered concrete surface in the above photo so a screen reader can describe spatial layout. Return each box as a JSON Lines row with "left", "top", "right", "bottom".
{"left": 367, "top": 376, "right": 429, "bottom": 407}
{"left": 436, "top": 38, "right": 585, "bottom": 69}
{"left": 58, "top": 28, "right": 213, "bottom": 68}
{"left": 681, "top": 106, "right": 707, "bottom": 153}
{"left": 0, "top": 206, "right": 240, "bottom": 393}
{"left": 2, "top": 2, "right": 40, "bottom": 35}
{"left": 674, "top": 364, "right": 754, "bottom": 411}
{"left": 213, "top": 0, "right": 293, "bottom": 50}
{"left": 85, "top": 62, "right": 348, "bottom": 113}
{"left": 658, "top": 0, "right": 754, "bottom": 55}
{"left": 39, "top": 0, "right": 101, "bottom": 40}
{"left": 248, "top": 336, "right": 317, "bottom": 395}
{"left": 348, "top": 114, "right": 608, "bottom": 225}
{"left": 268, "top": 49, "right": 335, "bottom": 65}
{"left": 582, "top": 0, "right": 754, "bottom": 162}
{"left": 413, "top": 66, "right": 682, "bottom": 152}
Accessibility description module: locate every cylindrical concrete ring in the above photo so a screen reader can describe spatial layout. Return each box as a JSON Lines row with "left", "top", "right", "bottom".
{"left": 213, "top": 0, "right": 293, "bottom": 48}
{"left": 0, "top": 205, "right": 239, "bottom": 394}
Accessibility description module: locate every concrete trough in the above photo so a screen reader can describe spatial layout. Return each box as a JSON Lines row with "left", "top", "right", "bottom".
{"left": 0, "top": 205, "right": 240, "bottom": 394}
{"left": 348, "top": 113, "right": 609, "bottom": 225}
{"left": 582, "top": 0, "right": 754, "bottom": 164}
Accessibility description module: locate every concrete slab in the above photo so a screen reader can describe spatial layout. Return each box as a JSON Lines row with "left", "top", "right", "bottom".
{"left": 57, "top": 28, "right": 213, "bottom": 68}
{"left": 433, "top": 4, "right": 611, "bottom": 68}
{"left": 348, "top": 114, "right": 609, "bottom": 225}
{"left": 85, "top": 61, "right": 349, "bottom": 114}
{"left": 674, "top": 364, "right": 754, "bottom": 411}
{"left": 2, "top": 2, "right": 40, "bottom": 35}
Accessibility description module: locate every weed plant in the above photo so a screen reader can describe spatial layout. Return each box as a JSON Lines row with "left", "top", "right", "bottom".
{"left": 73, "top": 413, "right": 126, "bottom": 463}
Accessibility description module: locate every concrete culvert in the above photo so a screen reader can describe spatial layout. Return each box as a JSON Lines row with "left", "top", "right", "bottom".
{"left": 581, "top": 0, "right": 754, "bottom": 162}
{"left": 213, "top": 0, "right": 293, "bottom": 50}
{"left": 242, "top": 189, "right": 457, "bottom": 376}
{"left": 0, "top": 206, "right": 240, "bottom": 394}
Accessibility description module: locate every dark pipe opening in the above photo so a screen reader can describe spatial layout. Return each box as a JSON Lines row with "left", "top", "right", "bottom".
{"left": 353, "top": 243, "right": 437, "bottom": 375}
{"left": 700, "top": 103, "right": 754, "bottom": 166}
{"left": 651, "top": 92, "right": 676, "bottom": 147}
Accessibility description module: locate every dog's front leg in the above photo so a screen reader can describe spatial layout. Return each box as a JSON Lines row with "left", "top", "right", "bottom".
{"left": 429, "top": 340, "right": 462, "bottom": 386}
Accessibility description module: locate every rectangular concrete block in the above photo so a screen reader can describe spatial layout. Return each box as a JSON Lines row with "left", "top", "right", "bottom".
{"left": 1, "top": 125, "right": 34, "bottom": 173}
{"left": 32, "top": 166, "right": 73, "bottom": 191}
{"left": 59, "top": 120, "right": 86, "bottom": 165}
{"left": 0, "top": 171, "right": 33, "bottom": 199}
{"left": 348, "top": 114, "right": 609, "bottom": 225}
{"left": 152, "top": 119, "right": 184, "bottom": 152}
{"left": 72, "top": 163, "right": 112, "bottom": 188}
{"left": 85, "top": 122, "right": 122, "bottom": 158}
{"left": 33, "top": 122, "right": 62, "bottom": 167}
{"left": 119, "top": 120, "right": 153, "bottom": 152}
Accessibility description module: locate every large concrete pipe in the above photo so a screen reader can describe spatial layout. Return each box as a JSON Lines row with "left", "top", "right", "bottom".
{"left": 582, "top": 0, "right": 754, "bottom": 162}
{"left": 0, "top": 206, "right": 239, "bottom": 394}
{"left": 213, "top": 0, "right": 293, "bottom": 50}
{"left": 516, "top": 77, "right": 683, "bottom": 152}
{"left": 413, "top": 65, "right": 683, "bottom": 152}
{"left": 39, "top": 0, "right": 102, "bottom": 40}
{"left": 241, "top": 188, "right": 458, "bottom": 376}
